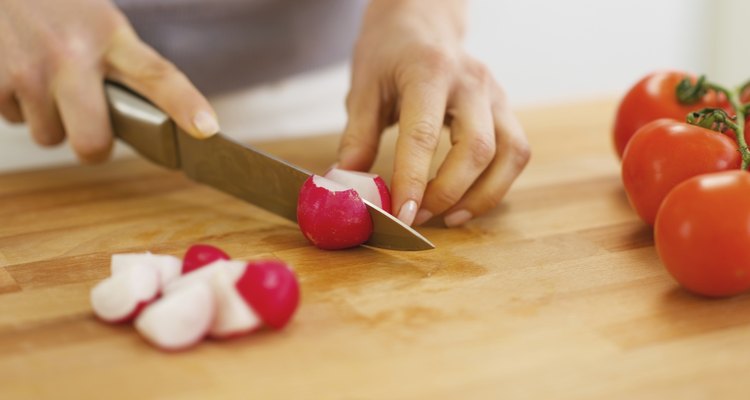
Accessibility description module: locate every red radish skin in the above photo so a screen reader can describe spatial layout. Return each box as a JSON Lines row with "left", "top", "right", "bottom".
{"left": 236, "top": 260, "right": 300, "bottom": 330}
{"left": 110, "top": 253, "right": 182, "bottom": 290}
{"left": 297, "top": 175, "right": 373, "bottom": 250}
{"left": 323, "top": 168, "right": 392, "bottom": 213}
{"left": 90, "top": 264, "right": 160, "bottom": 323}
{"left": 182, "top": 244, "right": 230, "bottom": 274}
{"left": 209, "top": 266, "right": 263, "bottom": 339}
{"left": 135, "top": 281, "right": 215, "bottom": 351}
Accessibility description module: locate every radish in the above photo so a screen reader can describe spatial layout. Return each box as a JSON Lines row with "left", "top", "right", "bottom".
{"left": 135, "top": 281, "right": 215, "bottom": 351}
{"left": 209, "top": 266, "right": 263, "bottom": 339}
{"left": 236, "top": 260, "right": 299, "bottom": 330}
{"left": 90, "top": 264, "right": 160, "bottom": 323}
{"left": 110, "top": 253, "right": 182, "bottom": 289}
{"left": 324, "top": 167, "right": 392, "bottom": 213}
{"left": 164, "top": 259, "right": 246, "bottom": 295}
{"left": 297, "top": 175, "right": 373, "bottom": 250}
{"left": 182, "top": 244, "right": 230, "bottom": 274}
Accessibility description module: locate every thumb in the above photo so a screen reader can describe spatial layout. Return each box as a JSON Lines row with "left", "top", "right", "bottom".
{"left": 337, "top": 87, "right": 384, "bottom": 171}
{"left": 105, "top": 27, "right": 219, "bottom": 139}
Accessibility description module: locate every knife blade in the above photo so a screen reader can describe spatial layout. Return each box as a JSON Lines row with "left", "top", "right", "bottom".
{"left": 105, "top": 82, "right": 435, "bottom": 251}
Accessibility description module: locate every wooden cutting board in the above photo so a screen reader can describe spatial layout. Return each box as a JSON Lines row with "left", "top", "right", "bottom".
{"left": 1, "top": 100, "right": 748, "bottom": 399}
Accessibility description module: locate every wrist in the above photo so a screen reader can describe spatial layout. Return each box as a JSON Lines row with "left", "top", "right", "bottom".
{"left": 363, "top": 0, "right": 468, "bottom": 45}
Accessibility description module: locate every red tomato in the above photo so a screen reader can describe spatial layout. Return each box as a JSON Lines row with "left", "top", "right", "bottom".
{"left": 613, "top": 71, "right": 727, "bottom": 158}
{"left": 655, "top": 171, "right": 750, "bottom": 297}
{"left": 621, "top": 119, "right": 741, "bottom": 225}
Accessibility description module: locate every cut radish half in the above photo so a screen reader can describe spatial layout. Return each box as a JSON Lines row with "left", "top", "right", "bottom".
{"left": 90, "top": 264, "right": 160, "bottom": 323}
{"left": 183, "top": 244, "right": 230, "bottom": 274}
{"left": 324, "top": 168, "right": 392, "bottom": 213}
{"left": 111, "top": 253, "right": 182, "bottom": 289}
{"left": 209, "top": 266, "right": 263, "bottom": 339}
{"left": 297, "top": 175, "right": 373, "bottom": 250}
{"left": 135, "top": 281, "right": 215, "bottom": 351}
{"left": 236, "top": 260, "right": 300, "bottom": 330}
{"left": 164, "top": 259, "right": 246, "bottom": 295}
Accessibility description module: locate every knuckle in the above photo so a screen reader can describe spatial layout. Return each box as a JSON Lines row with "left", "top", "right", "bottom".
{"left": 460, "top": 59, "right": 492, "bottom": 89}
{"left": 430, "top": 184, "right": 462, "bottom": 208}
{"left": 419, "top": 45, "right": 455, "bottom": 75}
{"left": 467, "top": 134, "right": 496, "bottom": 166}
{"left": 398, "top": 169, "right": 428, "bottom": 192}
{"left": 407, "top": 120, "right": 440, "bottom": 152}
{"left": 509, "top": 137, "right": 532, "bottom": 168}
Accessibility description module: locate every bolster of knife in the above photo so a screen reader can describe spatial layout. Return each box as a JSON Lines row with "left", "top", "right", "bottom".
{"left": 105, "top": 82, "right": 180, "bottom": 169}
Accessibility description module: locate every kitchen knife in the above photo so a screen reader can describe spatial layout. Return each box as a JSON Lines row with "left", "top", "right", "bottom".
{"left": 104, "top": 82, "right": 435, "bottom": 251}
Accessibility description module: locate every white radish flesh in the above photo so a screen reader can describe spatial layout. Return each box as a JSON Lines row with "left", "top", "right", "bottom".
{"left": 90, "top": 264, "right": 160, "bottom": 323}
{"left": 110, "top": 253, "right": 182, "bottom": 289}
{"left": 135, "top": 281, "right": 215, "bottom": 351}
{"left": 324, "top": 167, "right": 392, "bottom": 213}
{"left": 209, "top": 267, "right": 263, "bottom": 339}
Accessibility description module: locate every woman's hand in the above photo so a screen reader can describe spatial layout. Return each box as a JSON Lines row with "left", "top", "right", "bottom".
{"left": 0, "top": 0, "right": 219, "bottom": 163}
{"left": 338, "top": 0, "right": 530, "bottom": 227}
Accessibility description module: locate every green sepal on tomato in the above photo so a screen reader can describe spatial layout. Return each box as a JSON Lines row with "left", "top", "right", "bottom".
{"left": 621, "top": 119, "right": 741, "bottom": 225}
{"left": 613, "top": 71, "right": 729, "bottom": 158}
{"left": 655, "top": 171, "right": 750, "bottom": 297}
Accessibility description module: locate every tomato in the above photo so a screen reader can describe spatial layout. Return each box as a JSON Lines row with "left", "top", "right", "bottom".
{"left": 613, "top": 71, "right": 727, "bottom": 158}
{"left": 621, "top": 119, "right": 741, "bottom": 225}
{"left": 655, "top": 171, "right": 750, "bottom": 297}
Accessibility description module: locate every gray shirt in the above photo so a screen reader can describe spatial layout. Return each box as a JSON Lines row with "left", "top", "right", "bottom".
{"left": 115, "top": 0, "right": 367, "bottom": 95}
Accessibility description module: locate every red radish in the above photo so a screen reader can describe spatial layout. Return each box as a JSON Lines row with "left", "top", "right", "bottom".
{"left": 182, "top": 244, "right": 230, "bottom": 274}
{"left": 236, "top": 260, "right": 299, "bottom": 330}
{"left": 324, "top": 167, "right": 392, "bottom": 213}
{"left": 111, "top": 253, "right": 182, "bottom": 289}
{"left": 90, "top": 264, "right": 160, "bottom": 323}
{"left": 297, "top": 175, "right": 373, "bottom": 250}
{"left": 209, "top": 266, "right": 263, "bottom": 339}
{"left": 135, "top": 281, "right": 215, "bottom": 351}
{"left": 164, "top": 259, "right": 246, "bottom": 295}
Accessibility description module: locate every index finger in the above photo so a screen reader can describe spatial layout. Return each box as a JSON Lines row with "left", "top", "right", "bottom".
{"left": 105, "top": 27, "right": 219, "bottom": 139}
{"left": 392, "top": 78, "right": 450, "bottom": 225}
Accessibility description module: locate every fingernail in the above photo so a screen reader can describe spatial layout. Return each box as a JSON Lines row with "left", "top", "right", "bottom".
{"left": 414, "top": 209, "right": 433, "bottom": 226}
{"left": 397, "top": 200, "right": 418, "bottom": 226}
{"left": 444, "top": 210, "right": 472, "bottom": 227}
{"left": 193, "top": 111, "right": 220, "bottom": 138}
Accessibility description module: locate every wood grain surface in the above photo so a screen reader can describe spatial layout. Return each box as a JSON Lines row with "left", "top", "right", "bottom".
{"left": 1, "top": 100, "right": 749, "bottom": 400}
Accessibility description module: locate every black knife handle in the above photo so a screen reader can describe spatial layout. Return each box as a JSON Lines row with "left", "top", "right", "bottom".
{"left": 105, "top": 82, "right": 180, "bottom": 169}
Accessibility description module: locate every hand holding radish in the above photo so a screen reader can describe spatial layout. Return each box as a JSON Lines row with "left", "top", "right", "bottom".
{"left": 339, "top": 0, "right": 530, "bottom": 227}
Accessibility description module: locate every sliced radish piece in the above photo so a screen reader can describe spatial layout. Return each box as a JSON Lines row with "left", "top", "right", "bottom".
{"left": 236, "top": 260, "right": 300, "bottom": 330}
{"left": 164, "top": 259, "right": 246, "bottom": 295}
{"left": 135, "top": 281, "right": 215, "bottom": 351}
{"left": 183, "top": 244, "right": 230, "bottom": 274}
{"left": 297, "top": 175, "right": 373, "bottom": 250}
{"left": 324, "top": 167, "right": 392, "bottom": 213}
{"left": 111, "top": 253, "right": 182, "bottom": 289}
{"left": 209, "top": 266, "right": 263, "bottom": 339}
{"left": 90, "top": 264, "right": 160, "bottom": 323}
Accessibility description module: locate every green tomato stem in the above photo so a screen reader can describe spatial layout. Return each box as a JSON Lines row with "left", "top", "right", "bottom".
{"left": 706, "top": 82, "right": 750, "bottom": 170}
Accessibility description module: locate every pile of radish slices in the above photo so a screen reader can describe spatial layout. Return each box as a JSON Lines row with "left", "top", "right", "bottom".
{"left": 90, "top": 244, "right": 300, "bottom": 351}
{"left": 297, "top": 168, "right": 392, "bottom": 250}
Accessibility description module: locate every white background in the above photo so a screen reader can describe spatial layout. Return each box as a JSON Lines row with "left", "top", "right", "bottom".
{"left": 1, "top": 0, "right": 748, "bottom": 171}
